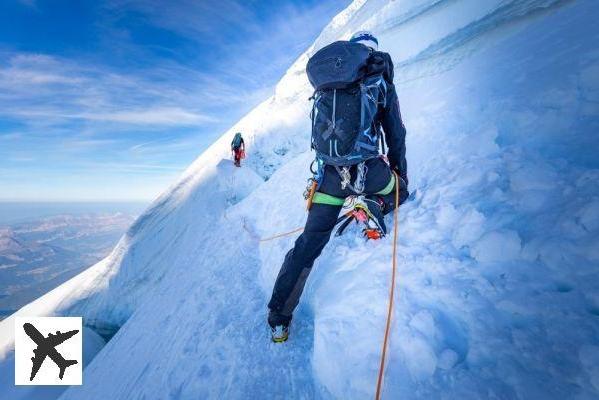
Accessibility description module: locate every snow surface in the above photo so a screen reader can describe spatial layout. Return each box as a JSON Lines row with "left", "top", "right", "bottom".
{"left": 1, "top": 0, "right": 599, "bottom": 398}
{"left": 0, "top": 327, "right": 105, "bottom": 400}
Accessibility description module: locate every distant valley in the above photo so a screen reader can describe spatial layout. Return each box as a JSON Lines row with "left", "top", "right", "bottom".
{"left": 0, "top": 213, "right": 137, "bottom": 318}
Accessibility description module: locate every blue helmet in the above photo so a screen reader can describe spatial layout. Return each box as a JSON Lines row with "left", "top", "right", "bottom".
{"left": 349, "top": 30, "right": 378, "bottom": 51}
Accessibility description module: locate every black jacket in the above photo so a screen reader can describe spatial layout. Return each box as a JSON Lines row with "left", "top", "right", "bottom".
{"left": 369, "top": 51, "right": 408, "bottom": 185}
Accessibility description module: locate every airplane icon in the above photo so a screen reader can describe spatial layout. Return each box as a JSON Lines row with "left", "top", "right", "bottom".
{"left": 23, "top": 322, "right": 79, "bottom": 381}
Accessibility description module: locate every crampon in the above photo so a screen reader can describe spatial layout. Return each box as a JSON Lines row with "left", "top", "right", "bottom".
{"left": 335, "top": 196, "right": 386, "bottom": 240}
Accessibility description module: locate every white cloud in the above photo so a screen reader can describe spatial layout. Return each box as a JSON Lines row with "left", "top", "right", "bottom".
{"left": 6, "top": 107, "right": 215, "bottom": 126}
{"left": 78, "top": 161, "right": 184, "bottom": 172}
{"left": 83, "top": 107, "right": 216, "bottom": 125}
{"left": 0, "top": 1, "right": 349, "bottom": 132}
{"left": 0, "top": 54, "right": 218, "bottom": 127}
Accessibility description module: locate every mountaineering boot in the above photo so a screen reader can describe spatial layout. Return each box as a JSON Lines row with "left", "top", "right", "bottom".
{"left": 334, "top": 212, "right": 355, "bottom": 237}
{"left": 271, "top": 324, "right": 289, "bottom": 343}
{"left": 334, "top": 195, "right": 388, "bottom": 239}
{"left": 362, "top": 196, "right": 387, "bottom": 238}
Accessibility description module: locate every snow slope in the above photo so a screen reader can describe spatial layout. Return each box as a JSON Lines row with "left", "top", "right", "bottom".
{"left": 2, "top": 0, "right": 599, "bottom": 398}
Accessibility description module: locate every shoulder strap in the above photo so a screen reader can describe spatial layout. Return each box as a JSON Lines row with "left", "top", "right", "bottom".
{"left": 378, "top": 122, "right": 387, "bottom": 155}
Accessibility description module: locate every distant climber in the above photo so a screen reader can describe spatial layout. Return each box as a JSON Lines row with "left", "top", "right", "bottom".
{"left": 268, "top": 31, "right": 410, "bottom": 342}
{"left": 231, "top": 132, "right": 245, "bottom": 167}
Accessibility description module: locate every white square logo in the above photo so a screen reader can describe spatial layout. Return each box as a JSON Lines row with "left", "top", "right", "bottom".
{"left": 14, "top": 317, "right": 83, "bottom": 385}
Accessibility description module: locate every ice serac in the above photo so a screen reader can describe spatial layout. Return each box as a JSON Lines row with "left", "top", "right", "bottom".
{"left": 2, "top": 0, "right": 599, "bottom": 399}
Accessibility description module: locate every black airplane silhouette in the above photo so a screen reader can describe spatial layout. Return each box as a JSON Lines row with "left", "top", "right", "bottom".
{"left": 23, "top": 322, "right": 79, "bottom": 381}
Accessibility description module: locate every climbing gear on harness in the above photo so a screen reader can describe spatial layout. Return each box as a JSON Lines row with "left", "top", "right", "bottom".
{"left": 309, "top": 158, "right": 325, "bottom": 182}
{"left": 305, "top": 158, "right": 324, "bottom": 210}
{"left": 304, "top": 178, "right": 318, "bottom": 211}
{"left": 336, "top": 166, "right": 352, "bottom": 190}
{"left": 305, "top": 158, "right": 323, "bottom": 210}
{"left": 310, "top": 170, "right": 396, "bottom": 209}
{"left": 355, "top": 161, "right": 368, "bottom": 193}
{"left": 334, "top": 160, "right": 369, "bottom": 194}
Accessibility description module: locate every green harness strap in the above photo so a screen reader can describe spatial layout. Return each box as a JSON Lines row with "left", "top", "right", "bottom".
{"left": 312, "top": 192, "right": 345, "bottom": 206}
{"left": 312, "top": 174, "right": 396, "bottom": 206}
{"left": 375, "top": 173, "right": 396, "bottom": 196}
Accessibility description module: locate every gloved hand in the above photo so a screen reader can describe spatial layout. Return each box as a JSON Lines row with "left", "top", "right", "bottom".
{"left": 378, "top": 172, "right": 409, "bottom": 214}
{"left": 394, "top": 168, "right": 408, "bottom": 187}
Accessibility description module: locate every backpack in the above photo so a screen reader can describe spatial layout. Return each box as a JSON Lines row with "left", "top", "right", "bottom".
{"left": 307, "top": 41, "right": 388, "bottom": 167}
{"left": 231, "top": 133, "right": 243, "bottom": 149}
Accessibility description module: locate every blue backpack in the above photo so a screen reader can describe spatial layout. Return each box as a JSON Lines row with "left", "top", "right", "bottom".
{"left": 307, "top": 41, "right": 387, "bottom": 167}
{"left": 231, "top": 132, "right": 243, "bottom": 149}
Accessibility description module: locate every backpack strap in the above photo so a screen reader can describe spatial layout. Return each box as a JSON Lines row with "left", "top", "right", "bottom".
{"left": 377, "top": 122, "right": 387, "bottom": 155}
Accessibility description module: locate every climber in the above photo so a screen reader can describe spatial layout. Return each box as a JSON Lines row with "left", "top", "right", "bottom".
{"left": 268, "top": 31, "right": 410, "bottom": 342}
{"left": 231, "top": 132, "right": 245, "bottom": 167}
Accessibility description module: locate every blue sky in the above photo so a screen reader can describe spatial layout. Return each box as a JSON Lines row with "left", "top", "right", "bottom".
{"left": 0, "top": 0, "right": 350, "bottom": 202}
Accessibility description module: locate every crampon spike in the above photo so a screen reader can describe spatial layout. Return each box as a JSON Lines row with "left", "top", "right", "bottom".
{"left": 364, "top": 228, "right": 383, "bottom": 240}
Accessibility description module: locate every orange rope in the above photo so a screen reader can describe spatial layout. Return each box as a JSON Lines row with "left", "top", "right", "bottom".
{"left": 239, "top": 215, "right": 304, "bottom": 242}
{"left": 375, "top": 171, "right": 400, "bottom": 400}
{"left": 258, "top": 227, "right": 304, "bottom": 242}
